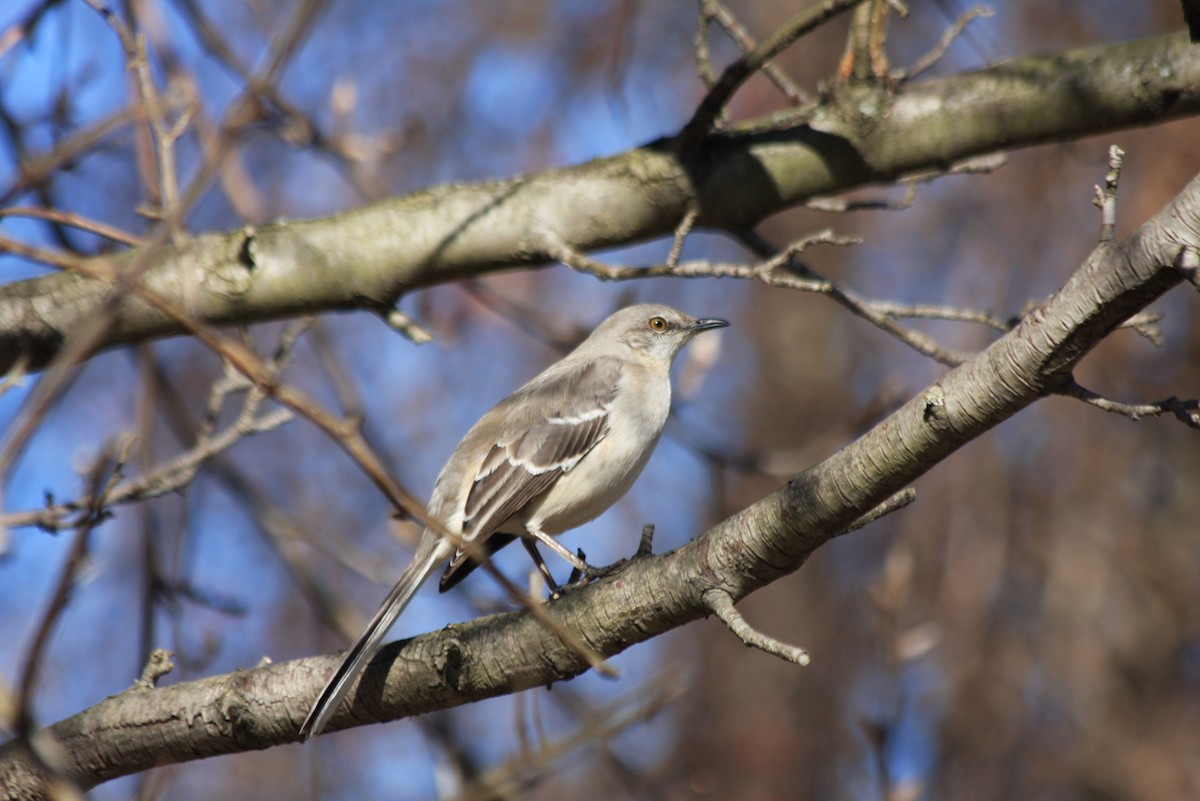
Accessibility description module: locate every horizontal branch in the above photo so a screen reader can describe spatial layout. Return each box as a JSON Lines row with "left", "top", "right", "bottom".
{"left": 2, "top": 165, "right": 1196, "bottom": 799}
{"left": 2, "top": 31, "right": 1199, "bottom": 372}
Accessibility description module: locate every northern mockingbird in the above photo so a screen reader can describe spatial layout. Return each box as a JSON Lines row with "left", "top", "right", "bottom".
{"left": 300, "top": 303, "right": 727, "bottom": 739}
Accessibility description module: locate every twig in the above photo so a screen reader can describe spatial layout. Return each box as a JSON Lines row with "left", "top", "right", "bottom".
{"left": 807, "top": 182, "right": 916, "bottom": 213}
{"left": 14, "top": 447, "right": 116, "bottom": 736}
{"left": 636, "top": 524, "right": 656, "bottom": 558}
{"left": 871, "top": 301, "right": 1010, "bottom": 332}
{"left": 841, "top": 488, "right": 917, "bottom": 534}
{"left": 901, "top": 5, "right": 994, "bottom": 82}
{"left": 134, "top": 649, "right": 175, "bottom": 690}
{"left": 737, "top": 229, "right": 971, "bottom": 365}
{"left": 1093, "top": 144, "right": 1125, "bottom": 243}
{"left": 682, "top": 0, "right": 866, "bottom": 148}
{"left": 82, "top": 0, "right": 185, "bottom": 236}
{"left": 384, "top": 309, "right": 435, "bottom": 344}
{"left": 704, "top": 588, "right": 810, "bottom": 665}
{"left": 0, "top": 104, "right": 144, "bottom": 208}
{"left": 1120, "top": 310, "right": 1163, "bottom": 346}
{"left": 666, "top": 206, "right": 700, "bottom": 269}
{"left": 0, "top": 0, "right": 328, "bottom": 496}
{"left": 700, "top": 0, "right": 812, "bottom": 105}
{"left": 0, "top": 207, "right": 142, "bottom": 247}
{"left": 1059, "top": 380, "right": 1200, "bottom": 429}
{"left": 541, "top": 227, "right": 970, "bottom": 366}
{"left": 1, "top": 401, "right": 291, "bottom": 531}
{"left": 693, "top": 3, "right": 718, "bottom": 92}
{"left": 447, "top": 680, "right": 682, "bottom": 801}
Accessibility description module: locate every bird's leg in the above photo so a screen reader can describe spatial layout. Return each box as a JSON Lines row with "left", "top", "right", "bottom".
{"left": 566, "top": 548, "right": 586, "bottom": 585}
{"left": 521, "top": 539, "right": 563, "bottom": 598}
{"left": 526, "top": 526, "right": 598, "bottom": 577}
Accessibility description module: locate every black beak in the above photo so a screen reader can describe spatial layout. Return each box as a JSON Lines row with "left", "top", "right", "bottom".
{"left": 691, "top": 318, "right": 729, "bottom": 332}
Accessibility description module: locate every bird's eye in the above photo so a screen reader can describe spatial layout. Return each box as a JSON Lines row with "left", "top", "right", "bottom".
{"left": 648, "top": 316, "right": 668, "bottom": 332}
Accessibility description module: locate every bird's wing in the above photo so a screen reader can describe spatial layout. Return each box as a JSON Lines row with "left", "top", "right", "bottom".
{"left": 439, "top": 357, "right": 622, "bottom": 589}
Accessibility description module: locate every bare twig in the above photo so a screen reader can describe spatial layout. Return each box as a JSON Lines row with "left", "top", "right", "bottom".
{"left": 682, "top": 0, "right": 865, "bottom": 147}
{"left": 666, "top": 206, "right": 701, "bottom": 269}
{"left": 14, "top": 447, "right": 117, "bottom": 736}
{"left": 384, "top": 309, "right": 435, "bottom": 344}
{"left": 807, "top": 182, "right": 916, "bottom": 213}
{"left": 699, "top": 0, "right": 812, "bottom": 105}
{"left": 636, "top": 524, "right": 656, "bottom": 558}
{"left": 0, "top": 207, "right": 142, "bottom": 247}
{"left": 693, "top": 3, "right": 718, "bottom": 92}
{"left": 0, "top": 104, "right": 144, "bottom": 208}
{"left": 541, "top": 227, "right": 970, "bottom": 366}
{"left": 704, "top": 588, "right": 810, "bottom": 666}
{"left": 134, "top": 649, "right": 175, "bottom": 691}
{"left": 841, "top": 488, "right": 917, "bottom": 534}
{"left": 1059, "top": 380, "right": 1200, "bottom": 429}
{"left": 737, "top": 229, "right": 971, "bottom": 365}
{"left": 902, "top": 5, "right": 994, "bottom": 82}
{"left": 1120, "top": 310, "right": 1164, "bottom": 346}
{"left": 447, "top": 680, "right": 682, "bottom": 801}
{"left": 1093, "top": 144, "right": 1125, "bottom": 243}
{"left": 871, "top": 301, "right": 1010, "bottom": 332}
{"left": 0, "top": 395, "right": 291, "bottom": 531}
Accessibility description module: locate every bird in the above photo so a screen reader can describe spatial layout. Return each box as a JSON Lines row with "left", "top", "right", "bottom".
{"left": 299, "top": 303, "right": 728, "bottom": 739}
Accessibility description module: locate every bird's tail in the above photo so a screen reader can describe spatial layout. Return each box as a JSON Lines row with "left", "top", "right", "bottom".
{"left": 299, "top": 539, "right": 444, "bottom": 740}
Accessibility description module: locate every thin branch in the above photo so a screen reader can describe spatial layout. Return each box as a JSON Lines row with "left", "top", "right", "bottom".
{"left": 14, "top": 447, "right": 119, "bottom": 736}
{"left": 0, "top": 104, "right": 144, "bottom": 208}
{"left": 134, "top": 649, "right": 175, "bottom": 691}
{"left": 666, "top": 206, "right": 701, "bottom": 269}
{"left": 1059, "top": 380, "right": 1200, "bottom": 429}
{"left": 841, "top": 488, "right": 917, "bottom": 534}
{"left": 1093, "top": 144, "right": 1125, "bottom": 243}
{"left": 693, "top": 4, "right": 718, "bottom": 91}
{"left": 0, "top": 395, "right": 292, "bottom": 531}
{"left": 0, "top": 208, "right": 142, "bottom": 247}
{"left": 541, "top": 227, "right": 972, "bottom": 366}
{"left": 871, "top": 301, "right": 1010, "bottom": 332}
{"left": 447, "top": 681, "right": 682, "bottom": 801}
{"left": 636, "top": 524, "right": 656, "bottom": 558}
{"left": 682, "top": 0, "right": 865, "bottom": 147}
{"left": 700, "top": 0, "right": 812, "bottom": 105}
{"left": 807, "top": 182, "right": 916, "bottom": 213}
{"left": 736, "top": 229, "right": 972, "bottom": 365}
{"left": 704, "top": 588, "right": 810, "bottom": 666}
{"left": 383, "top": 309, "right": 435, "bottom": 344}
{"left": 901, "top": 5, "right": 994, "bottom": 82}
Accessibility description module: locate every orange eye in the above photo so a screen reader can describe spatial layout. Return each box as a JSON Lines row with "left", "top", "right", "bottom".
{"left": 648, "top": 316, "right": 668, "bottom": 332}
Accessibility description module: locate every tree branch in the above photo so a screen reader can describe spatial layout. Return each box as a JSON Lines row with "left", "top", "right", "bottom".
{"left": 2, "top": 31, "right": 1198, "bottom": 373}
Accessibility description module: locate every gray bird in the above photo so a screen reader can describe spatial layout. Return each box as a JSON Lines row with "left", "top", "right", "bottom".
{"left": 300, "top": 303, "right": 727, "bottom": 739}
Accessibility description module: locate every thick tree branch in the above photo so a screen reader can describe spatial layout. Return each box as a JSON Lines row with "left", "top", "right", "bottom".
{"left": 2, "top": 165, "right": 1197, "bottom": 800}
{"left": 2, "top": 31, "right": 1198, "bottom": 373}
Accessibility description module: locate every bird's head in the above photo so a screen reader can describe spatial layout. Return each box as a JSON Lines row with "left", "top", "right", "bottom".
{"left": 588, "top": 303, "right": 728, "bottom": 362}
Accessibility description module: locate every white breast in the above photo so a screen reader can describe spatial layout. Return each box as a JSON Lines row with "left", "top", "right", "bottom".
{"left": 521, "top": 363, "right": 671, "bottom": 535}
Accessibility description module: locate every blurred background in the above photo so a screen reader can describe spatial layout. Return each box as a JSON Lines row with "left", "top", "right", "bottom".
{"left": 1, "top": 1, "right": 1199, "bottom": 799}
